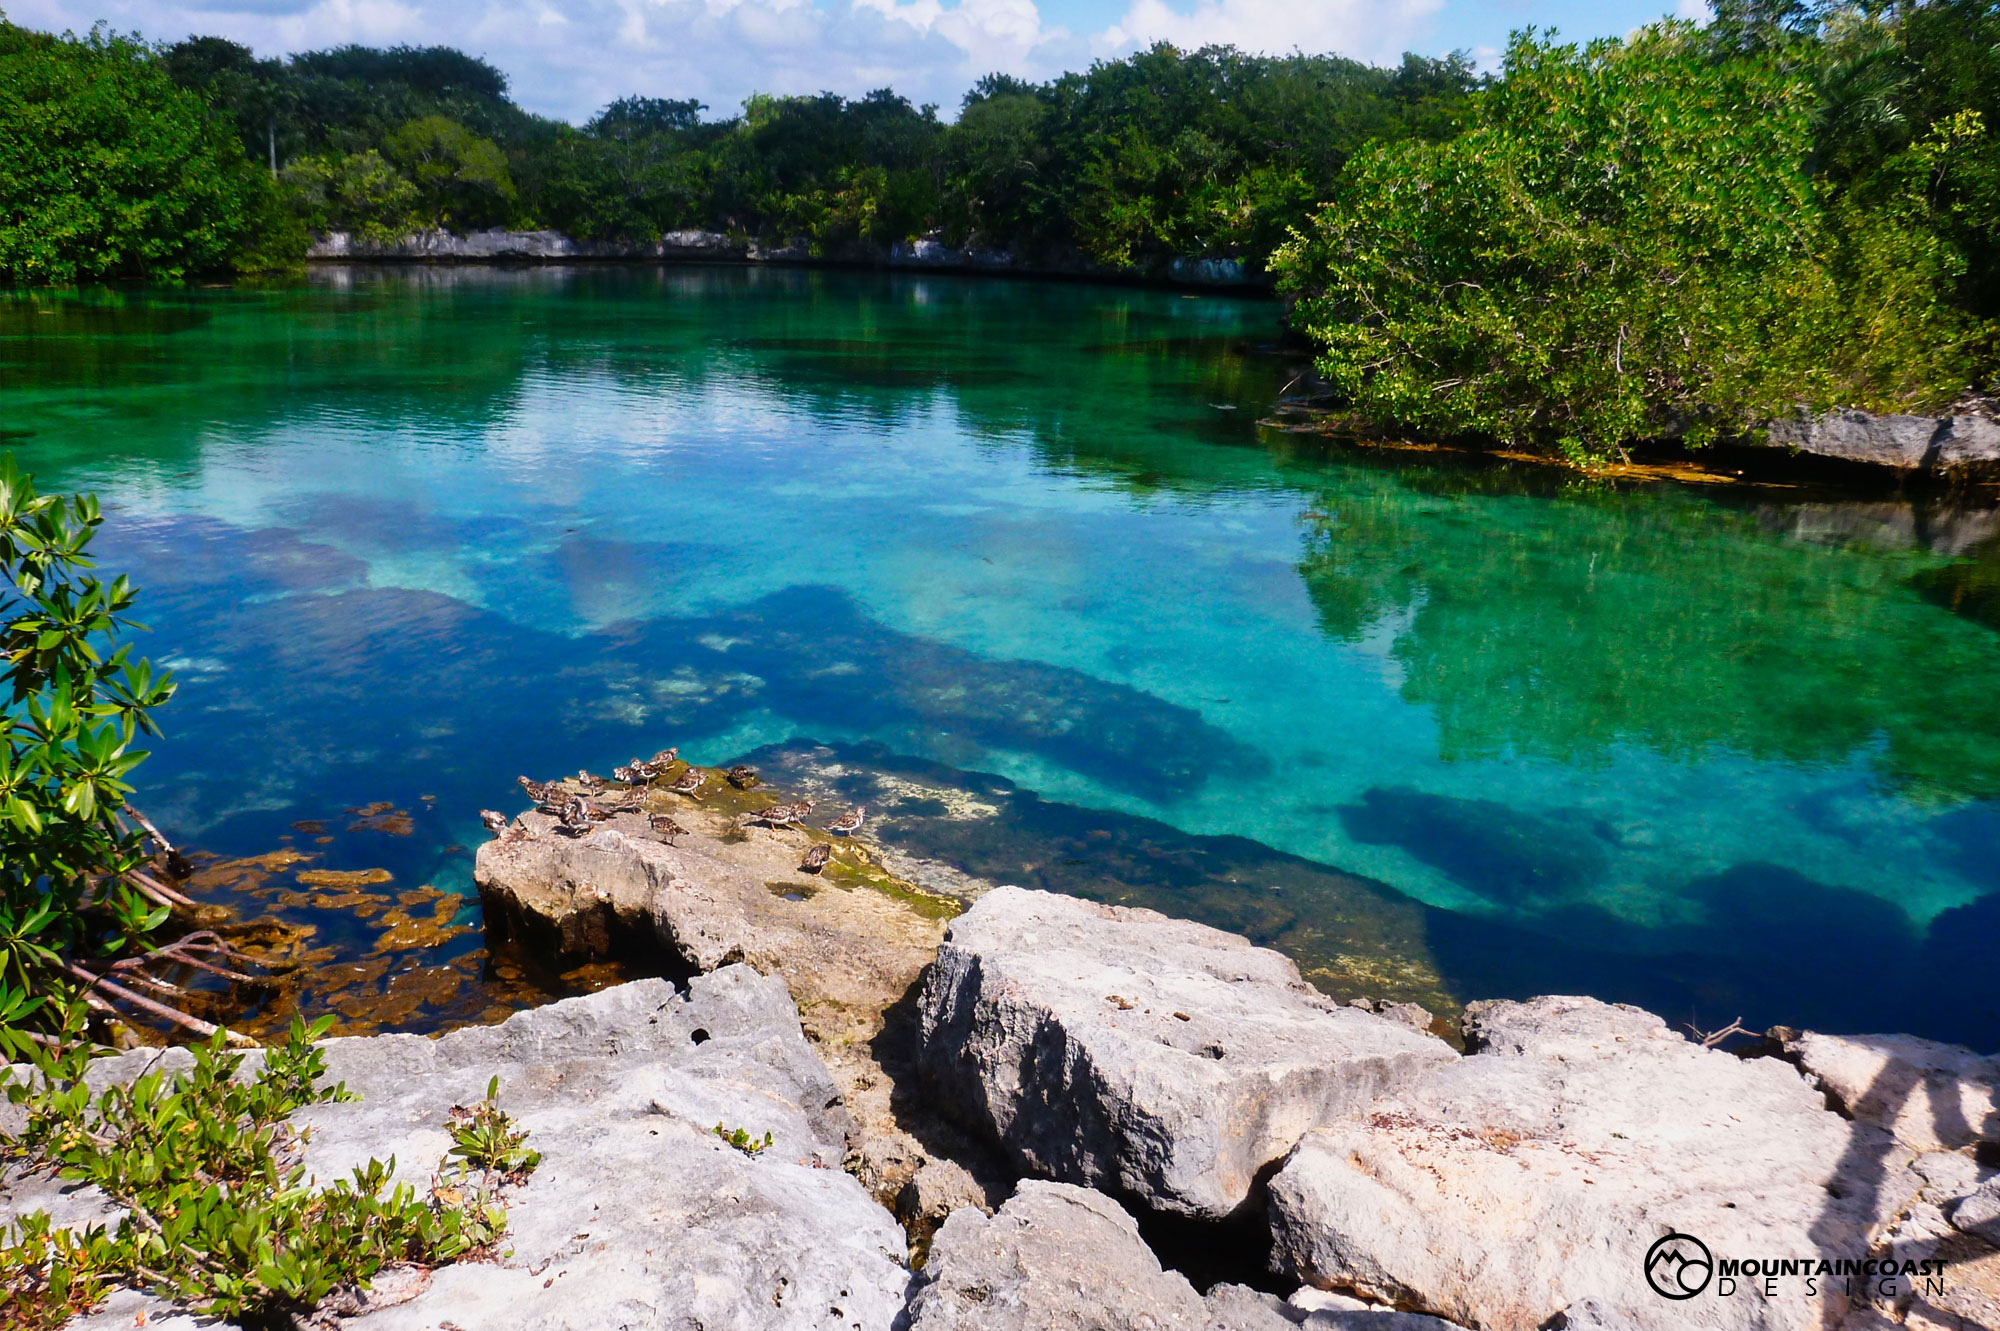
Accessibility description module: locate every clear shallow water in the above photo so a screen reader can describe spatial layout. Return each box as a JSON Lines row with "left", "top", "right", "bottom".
{"left": 5, "top": 265, "right": 1998, "bottom": 1046}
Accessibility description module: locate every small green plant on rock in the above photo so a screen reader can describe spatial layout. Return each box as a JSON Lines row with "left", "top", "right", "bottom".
{"left": 0, "top": 1008, "right": 538, "bottom": 1330}
{"left": 713, "top": 1122, "right": 774, "bottom": 1156}
{"left": 447, "top": 1075, "right": 542, "bottom": 1178}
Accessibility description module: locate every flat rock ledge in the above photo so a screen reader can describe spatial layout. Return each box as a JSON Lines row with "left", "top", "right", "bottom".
{"left": 9, "top": 968, "right": 910, "bottom": 1331}
{"left": 914, "top": 886, "right": 1453, "bottom": 1219}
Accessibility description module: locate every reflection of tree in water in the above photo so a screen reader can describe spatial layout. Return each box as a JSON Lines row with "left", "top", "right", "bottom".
{"left": 1293, "top": 467, "right": 2000, "bottom": 802}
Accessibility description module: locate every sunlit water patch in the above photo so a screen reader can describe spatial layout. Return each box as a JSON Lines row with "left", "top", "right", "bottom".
{"left": 4, "top": 265, "right": 1997, "bottom": 1047}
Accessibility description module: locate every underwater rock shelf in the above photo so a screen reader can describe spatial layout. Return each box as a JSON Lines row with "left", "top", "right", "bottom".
{"left": 13, "top": 790, "right": 2000, "bottom": 1331}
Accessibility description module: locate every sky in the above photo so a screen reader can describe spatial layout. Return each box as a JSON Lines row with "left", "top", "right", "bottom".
{"left": 8, "top": 0, "right": 1708, "bottom": 123}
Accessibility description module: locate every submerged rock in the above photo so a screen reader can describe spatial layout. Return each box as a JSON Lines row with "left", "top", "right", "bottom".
{"left": 915, "top": 886, "right": 1453, "bottom": 1219}
{"left": 1779, "top": 1029, "right": 2000, "bottom": 1153}
{"left": 1267, "top": 995, "right": 1922, "bottom": 1331}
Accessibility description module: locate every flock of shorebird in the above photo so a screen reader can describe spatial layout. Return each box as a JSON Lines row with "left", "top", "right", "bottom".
{"left": 477, "top": 748, "right": 867, "bottom": 875}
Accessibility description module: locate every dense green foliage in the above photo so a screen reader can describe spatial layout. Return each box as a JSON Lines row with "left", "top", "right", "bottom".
{"left": 0, "top": 24, "right": 299, "bottom": 282}
{"left": 141, "top": 28, "right": 1478, "bottom": 268}
{"left": 0, "top": 457, "right": 177, "bottom": 1054}
{"left": 1273, "top": 6, "right": 1997, "bottom": 460}
{"left": 0, "top": 1012, "right": 532, "bottom": 1328}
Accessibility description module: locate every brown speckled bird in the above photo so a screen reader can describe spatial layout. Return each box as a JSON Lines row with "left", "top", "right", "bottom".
{"left": 665, "top": 767, "right": 707, "bottom": 798}
{"left": 518, "top": 775, "right": 555, "bottom": 804}
{"left": 824, "top": 807, "right": 865, "bottom": 836}
{"left": 479, "top": 809, "right": 512, "bottom": 836}
{"left": 557, "top": 796, "right": 596, "bottom": 835}
{"left": 726, "top": 765, "right": 759, "bottom": 789}
{"left": 800, "top": 843, "right": 831, "bottom": 873}
{"left": 576, "top": 769, "right": 606, "bottom": 792}
{"left": 754, "top": 800, "right": 814, "bottom": 828}
{"left": 650, "top": 747, "right": 679, "bottom": 768}
{"left": 613, "top": 763, "right": 641, "bottom": 784}
{"left": 649, "top": 813, "right": 687, "bottom": 843}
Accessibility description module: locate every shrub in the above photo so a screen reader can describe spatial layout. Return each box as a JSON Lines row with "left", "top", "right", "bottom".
{"left": 0, "top": 22, "right": 300, "bottom": 282}
{"left": 1270, "top": 23, "right": 1983, "bottom": 463}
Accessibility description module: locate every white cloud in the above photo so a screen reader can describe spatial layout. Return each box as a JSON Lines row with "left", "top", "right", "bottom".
{"left": 1102, "top": 0, "right": 1444, "bottom": 64}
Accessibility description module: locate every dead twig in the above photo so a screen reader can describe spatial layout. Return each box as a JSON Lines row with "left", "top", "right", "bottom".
{"left": 1685, "top": 1015, "right": 1752, "bottom": 1049}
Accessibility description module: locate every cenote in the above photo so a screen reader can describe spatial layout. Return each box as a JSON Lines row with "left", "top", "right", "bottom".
{"left": 5, "top": 264, "right": 1998, "bottom": 1049}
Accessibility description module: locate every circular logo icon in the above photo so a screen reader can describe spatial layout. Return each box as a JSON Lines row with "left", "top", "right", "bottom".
{"left": 1644, "top": 1232, "right": 1714, "bottom": 1299}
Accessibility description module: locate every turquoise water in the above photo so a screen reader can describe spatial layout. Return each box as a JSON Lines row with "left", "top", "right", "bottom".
{"left": 4, "top": 265, "right": 1997, "bottom": 1045}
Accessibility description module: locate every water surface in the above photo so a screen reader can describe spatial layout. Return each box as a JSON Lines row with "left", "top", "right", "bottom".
{"left": 5, "top": 266, "right": 1997, "bottom": 1046}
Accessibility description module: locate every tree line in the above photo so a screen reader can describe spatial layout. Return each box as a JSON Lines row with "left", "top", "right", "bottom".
{"left": 1, "top": 2, "right": 1995, "bottom": 459}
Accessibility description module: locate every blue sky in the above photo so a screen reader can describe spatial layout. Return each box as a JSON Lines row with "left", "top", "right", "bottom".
{"left": 11, "top": 0, "right": 1703, "bottom": 122}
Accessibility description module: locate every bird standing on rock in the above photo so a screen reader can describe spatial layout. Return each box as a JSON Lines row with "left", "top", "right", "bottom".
{"left": 557, "top": 796, "right": 596, "bottom": 835}
{"left": 825, "top": 807, "right": 865, "bottom": 836}
{"left": 576, "top": 770, "right": 606, "bottom": 792}
{"left": 666, "top": 767, "right": 707, "bottom": 798}
{"left": 800, "top": 843, "right": 831, "bottom": 873}
{"left": 518, "top": 776, "right": 554, "bottom": 804}
{"left": 650, "top": 748, "right": 679, "bottom": 769}
{"left": 479, "top": 810, "right": 513, "bottom": 837}
{"left": 753, "top": 800, "right": 814, "bottom": 828}
{"left": 649, "top": 813, "right": 687, "bottom": 844}
{"left": 613, "top": 764, "right": 640, "bottom": 784}
{"left": 726, "top": 765, "right": 758, "bottom": 789}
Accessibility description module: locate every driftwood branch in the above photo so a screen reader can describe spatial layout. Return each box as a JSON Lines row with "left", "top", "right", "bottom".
{"left": 1685, "top": 1015, "right": 1752, "bottom": 1049}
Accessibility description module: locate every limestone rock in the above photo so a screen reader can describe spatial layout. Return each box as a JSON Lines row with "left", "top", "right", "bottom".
{"left": 305, "top": 968, "right": 909, "bottom": 1331}
{"left": 916, "top": 887, "right": 1453, "bottom": 1219}
{"left": 1281, "top": 1290, "right": 1472, "bottom": 1330}
{"left": 16, "top": 971, "right": 909, "bottom": 1331}
{"left": 1766, "top": 408, "right": 1942, "bottom": 468}
{"left": 1950, "top": 1178, "right": 2000, "bottom": 1246}
{"left": 1780, "top": 1030, "right": 2000, "bottom": 1152}
{"left": 904, "top": 1180, "right": 1208, "bottom": 1330}
{"left": 1269, "top": 995, "right": 1923, "bottom": 1331}
{"left": 1203, "top": 1284, "right": 1303, "bottom": 1329}
{"left": 476, "top": 804, "right": 962, "bottom": 1209}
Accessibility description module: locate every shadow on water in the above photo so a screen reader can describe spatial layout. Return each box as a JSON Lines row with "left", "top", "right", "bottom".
{"left": 735, "top": 740, "right": 2000, "bottom": 1051}
{"left": 1337, "top": 785, "right": 1616, "bottom": 908}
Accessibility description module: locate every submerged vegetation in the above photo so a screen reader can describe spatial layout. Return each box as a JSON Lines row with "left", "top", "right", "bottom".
{"left": 0, "top": 2, "right": 1994, "bottom": 449}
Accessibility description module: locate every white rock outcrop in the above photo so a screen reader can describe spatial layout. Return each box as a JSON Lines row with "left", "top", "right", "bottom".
{"left": 9, "top": 970, "right": 910, "bottom": 1331}
{"left": 1268, "top": 995, "right": 1925, "bottom": 1331}
{"left": 915, "top": 886, "right": 1454, "bottom": 1219}
{"left": 1781, "top": 1029, "right": 2000, "bottom": 1154}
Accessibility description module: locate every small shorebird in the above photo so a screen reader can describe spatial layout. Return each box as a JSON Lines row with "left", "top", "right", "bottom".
{"left": 557, "top": 796, "right": 596, "bottom": 835}
{"left": 649, "top": 813, "right": 687, "bottom": 843}
{"left": 666, "top": 767, "right": 707, "bottom": 798}
{"left": 518, "top": 776, "right": 555, "bottom": 803}
{"left": 800, "top": 843, "right": 831, "bottom": 873}
{"left": 824, "top": 807, "right": 865, "bottom": 836}
{"left": 576, "top": 770, "right": 606, "bottom": 792}
{"left": 650, "top": 747, "right": 679, "bottom": 769}
{"left": 613, "top": 763, "right": 641, "bottom": 784}
{"left": 607, "top": 789, "right": 645, "bottom": 814}
{"left": 758, "top": 799, "right": 814, "bottom": 828}
{"left": 726, "top": 765, "right": 759, "bottom": 789}
{"left": 479, "top": 809, "right": 512, "bottom": 836}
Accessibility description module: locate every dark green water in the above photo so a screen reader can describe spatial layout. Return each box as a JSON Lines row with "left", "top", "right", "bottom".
{"left": 4, "top": 265, "right": 1997, "bottom": 1045}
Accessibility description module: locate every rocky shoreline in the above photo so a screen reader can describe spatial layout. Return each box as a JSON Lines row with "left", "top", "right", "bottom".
{"left": 305, "top": 227, "right": 1264, "bottom": 289}
{"left": 7, "top": 766, "right": 1999, "bottom": 1330}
